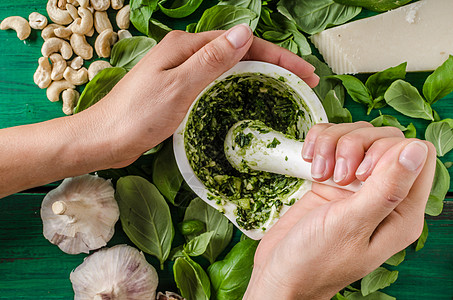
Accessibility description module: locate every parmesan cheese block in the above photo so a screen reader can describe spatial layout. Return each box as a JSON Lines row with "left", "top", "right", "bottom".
{"left": 311, "top": 0, "right": 453, "bottom": 74}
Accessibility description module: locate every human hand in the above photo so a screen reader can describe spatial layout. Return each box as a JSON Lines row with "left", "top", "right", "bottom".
{"left": 79, "top": 24, "right": 319, "bottom": 168}
{"left": 244, "top": 122, "right": 436, "bottom": 299}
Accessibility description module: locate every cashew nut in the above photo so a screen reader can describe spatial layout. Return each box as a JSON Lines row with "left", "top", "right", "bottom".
{"left": 46, "top": 80, "right": 75, "bottom": 102}
{"left": 71, "top": 7, "right": 93, "bottom": 35}
{"left": 42, "top": 37, "right": 73, "bottom": 60}
{"left": 78, "top": 0, "right": 89, "bottom": 8}
{"left": 70, "top": 33, "right": 93, "bottom": 60}
{"left": 95, "top": 29, "right": 117, "bottom": 58}
{"left": 29, "top": 12, "right": 48, "bottom": 30}
{"left": 87, "top": 60, "right": 112, "bottom": 81}
{"left": 54, "top": 24, "right": 73, "bottom": 40}
{"left": 94, "top": 11, "right": 112, "bottom": 34}
{"left": 66, "top": 4, "right": 79, "bottom": 20}
{"left": 67, "top": 0, "right": 80, "bottom": 6}
{"left": 62, "top": 88, "right": 80, "bottom": 115}
{"left": 70, "top": 56, "right": 84, "bottom": 70}
{"left": 86, "top": 26, "right": 94, "bottom": 37}
{"left": 90, "top": 0, "right": 110, "bottom": 11}
{"left": 111, "top": 0, "right": 124, "bottom": 10}
{"left": 34, "top": 57, "right": 52, "bottom": 89}
{"left": 50, "top": 53, "right": 67, "bottom": 81}
{"left": 86, "top": 5, "right": 95, "bottom": 14}
{"left": 58, "top": 0, "right": 67, "bottom": 9}
{"left": 63, "top": 66, "right": 88, "bottom": 85}
{"left": 41, "top": 24, "right": 64, "bottom": 40}
{"left": 116, "top": 5, "right": 130, "bottom": 30}
{"left": 118, "top": 29, "right": 132, "bottom": 40}
{"left": 0, "top": 16, "right": 31, "bottom": 40}
{"left": 47, "top": 0, "right": 73, "bottom": 25}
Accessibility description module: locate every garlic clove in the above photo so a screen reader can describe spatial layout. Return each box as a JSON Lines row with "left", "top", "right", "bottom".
{"left": 70, "top": 244, "right": 159, "bottom": 300}
{"left": 40, "top": 174, "right": 119, "bottom": 254}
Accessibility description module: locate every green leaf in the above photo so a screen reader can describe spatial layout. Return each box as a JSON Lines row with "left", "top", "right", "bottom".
{"left": 365, "top": 62, "right": 407, "bottom": 100}
{"left": 277, "top": 0, "right": 361, "bottom": 35}
{"left": 329, "top": 75, "right": 373, "bottom": 108}
{"left": 178, "top": 219, "right": 205, "bottom": 235}
{"left": 186, "top": 22, "right": 197, "bottom": 32}
{"left": 333, "top": 293, "right": 348, "bottom": 300}
{"left": 143, "top": 142, "right": 164, "bottom": 155}
{"left": 323, "top": 90, "right": 352, "bottom": 123}
{"left": 74, "top": 67, "right": 127, "bottom": 113}
{"left": 361, "top": 267, "right": 398, "bottom": 296}
{"left": 130, "top": 0, "right": 159, "bottom": 36}
{"left": 344, "top": 291, "right": 396, "bottom": 300}
{"left": 370, "top": 114, "right": 416, "bottom": 138}
{"left": 195, "top": 5, "right": 257, "bottom": 32}
{"left": 152, "top": 141, "right": 184, "bottom": 204}
{"left": 218, "top": 0, "right": 261, "bottom": 30}
{"left": 183, "top": 231, "right": 215, "bottom": 256}
{"left": 262, "top": 30, "right": 292, "bottom": 42}
{"left": 332, "top": 0, "right": 413, "bottom": 12}
{"left": 208, "top": 238, "right": 259, "bottom": 300}
{"left": 384, "top": 250, "right": 406, "bottom": 266}
{"left": 110, "top": 36, "right": 156, "bottom": 71}
{"left": 184, "top": 198, "right": 233, "bottom": 263}
{"left": 415, "top": 219, "right": 428, "bottom": 251}
{"left": 384, "top": 80, "right": 434, "bottom": 121}
{"left": 148, "top": 18, "right": 172, "bottom": 41}
{"left": 276, "top": 38, "right": 298, "bottom": 54}
{"left": 423, "top": 55, "right": 453, "bottom": 104}
{"left": 158, "top": 0, "right": 204, "bottom": 18}
{"left": 425, "top": 119, "right": 453, "bottom": 157}
{"left": 174, "top": 256, "right": 211, "bottom": 300}
{"left": 425, "top": 158, "right": 449, "bottom": 216}
{"left": 115, "top": 176, "right": 174, "bottom": 268}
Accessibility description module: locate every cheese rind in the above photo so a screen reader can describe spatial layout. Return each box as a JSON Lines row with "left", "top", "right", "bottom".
{"left": 311, "top": 0, "right": 453, "bottom": 74}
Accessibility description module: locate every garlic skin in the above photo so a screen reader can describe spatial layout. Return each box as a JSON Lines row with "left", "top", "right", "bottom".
{"left": 40, "top": 174, "right": 119, "bottom": 254}
{"left": 157, "top": 291, "right": 186, "bottom": 300}
{"left": 70, "top": 244, "right": 159, "bottom": 300}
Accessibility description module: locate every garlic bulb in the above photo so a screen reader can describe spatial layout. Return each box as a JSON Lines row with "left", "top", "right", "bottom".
{"left": 157, "top": 291, "right": 186, "bottom": 300}
{"left": 70, "top": 244, "right": 159, "bottom": 300}
{"left": 40, "top": 174, "right": 119, "bottom": 254}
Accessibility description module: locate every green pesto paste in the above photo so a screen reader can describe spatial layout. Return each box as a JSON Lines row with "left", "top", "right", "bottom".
{"left": 185, "top": 73, "right": 306, "bottom": 230}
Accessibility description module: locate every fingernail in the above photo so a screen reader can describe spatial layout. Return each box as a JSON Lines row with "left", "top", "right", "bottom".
{"left": 399, "top": 141, "right": 428, "bottom": 171}
{"left": 311, "top": 155, "right": 326, "bottom": 179}
{"left": 356, "top": 156, "right": 372, "bottom": 176}
{"left": 333, "top": 157, "right": 347, "bottom": 183}
{"left": 302, "top": 141, "right": 315, "bottom": 160}
{"left": 226, "top": 23, "right": 252, "bottom": 49}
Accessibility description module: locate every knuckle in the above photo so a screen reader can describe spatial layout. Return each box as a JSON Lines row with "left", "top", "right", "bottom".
{"left": 385, "top": 126, "right": 405, "bottom": 137}
{"left": 162, "top": 30, "right": 187, "bottom": 42}
{"left": 198, "top": 43, "right": 226, "bottom": 68}
{"left": 380, "top": 178, "right": 407, "bottom": 204}
{"left": 337, "top": 134, "right": 360, "bottom": 150}
{"left": 316, "top": 132, "right": 338, "bottom": 148}
{"left": 355, "top": 121, "right": 374, "bottom": 128}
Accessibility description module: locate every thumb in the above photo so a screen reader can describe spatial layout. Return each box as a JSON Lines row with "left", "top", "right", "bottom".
{"left": 177, "top": 24, "right": 253, "bottom": 88}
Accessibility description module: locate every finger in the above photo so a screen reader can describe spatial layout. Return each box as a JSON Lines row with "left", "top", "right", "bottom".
{"left": 348, "top": 139, "right": 429, "bottom": 235}
{"left": 310, "top": 121, "right": 373, "bottom": 182}
{"left": 243, "top": 37, "right": 319, "bottom": 87}
{"left": 334, "top": 126, "right": 404, "bottom": 185}
{"left": 368, "top": 141, "right": 436, "bottom": 259}
{"left": 302, "top": 123, "right": 334, "bottom": 161}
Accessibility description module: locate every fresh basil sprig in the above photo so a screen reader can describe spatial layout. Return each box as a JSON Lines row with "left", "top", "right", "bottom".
{"left": 425, "top": 119, "right": 453, "bottom": 157}
{"left": 384, "top": 250, "right": 406, "bottom": 267}
{"left": 423, "top": 55, "right": 453, "bottom": 105}
{"left": 370, "top": 114, "right": 416, "bottom": 138}
{"left": 323, "top": 90, "right": 352, "bottom": 123}
{"left": 130, "top": 0, "right": 159, "bottom": 36}
{"left": 218, "top": 0, "right": 261, "bottom": 31}
{"left": 425, "top": 158, "right": 450, "bottom": 216}
{"left": 360, "top": 267, "right": 399, "bottom": 297}
{"left": 195, "top": 5, "right": 257, "bottom": 32}
{"left": 174, "top": 256, "right": 211, "bottom": 300}
{"left": 110, "top": 36, "right": 157, "bottom": 71}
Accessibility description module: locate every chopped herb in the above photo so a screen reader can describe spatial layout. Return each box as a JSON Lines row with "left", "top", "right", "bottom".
{"left": 235, "top": 132, "right": 254, "bottom": 148}
{"left": 266, "top": 138, "right": 281, "bottom": 148}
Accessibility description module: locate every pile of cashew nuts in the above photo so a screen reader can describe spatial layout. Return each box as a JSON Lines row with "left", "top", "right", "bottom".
{"left": 0, "top": 0, "right": 132, "bottom": 115}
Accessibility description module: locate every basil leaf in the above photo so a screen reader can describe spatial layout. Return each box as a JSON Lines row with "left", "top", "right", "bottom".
{"left": 384, "top": 249, "right": 406, "bottom": 266}
{"left": 323, "top": 90, "right": 352, "bottom": 123}
{"left": 208, "top": 238, "right": 259, "bottom": 300}
{"left": 158, "top": 0, "right": 204, "bottom": 18}
{"left": 302, "top": 55, "right": 345, "bottom": 103}
{"left": 365, "top": 62, "right": 407, "bottom": 100}
{"left": 361, "top": 267, "right": 398, "bottom": 296}
{"left": 115, "top": 176, "right": 174, "bottom": 269}
{"left": 415, "top": 219, "right": 428, "bottom": 251}
{"left": 186, "top": 22, "right": 197, "bottom": 32}
{"left": 384, "top": 80, "right": 434, "bottom": 121}
{"left": 277, "top": 38, "right": 298, "bottom": 54}
{"left": 332, "top": 0, "right": 413, "bottom": 12}
{"left": 425, "top": 119, "right": 453, "bottom": 157}
{"left": 74, "top": 67, "right": 127, "bottom": 113}
{"left": 329, "top": 75, "right": 373, "bottom": 109}
{"left": 152, "top": 141, "right": 184, "bottom": 204}
{"left": 110, "top": 36, "right": 156, "bottom": 71}
{"left": 195, "top": 5, "right": 257, "bottom": 32}
{"left": 262, "top": 30, "right": 292, "bottom": 42}
{"left": 370, "top": 114, "right": 416, "bottom": 138}
{"left": 425, "top": 158, "right": 449, "bottom": 216}
{"left": 174, "top": 256, "right": 211, "bottom": 300}
{"left": 148, "top": 18, "right": 172, "bottom": 41}
{"left": 344, "top": 291, "right": 396, "bottom": 300}
{"left": 143, "top": 142, "right": 163, "bottom": 155}
{"left": 178, "top": 219, "right": 205, "bottom": 235}
{"left": 277, "top": 0, "right": 361, "bottom": 35}
{"left": 184, "top": 198, "right": 233, "bottom": 263}
{"left": 183, "top": 231, "right": 215, "bottom": 256}
{"left": 333, "top": 293, "right": 348, "bottom": 300}
{"left": 423, "top": 55, "right": 453, "bottom": 104}
{"left": 130, "top": 0, "right": 159, "bottom": 36}
{"left": 218, "top": 0, "right": 261, "bottom": 31}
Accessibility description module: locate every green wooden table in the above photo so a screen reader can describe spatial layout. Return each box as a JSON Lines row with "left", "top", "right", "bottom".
{"left": 0, "top": 1, "right": 452, "bottom": 299}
